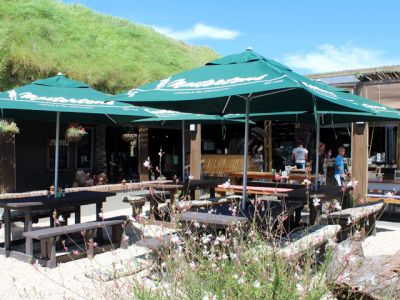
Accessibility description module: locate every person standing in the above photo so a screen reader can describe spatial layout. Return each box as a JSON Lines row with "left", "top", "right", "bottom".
{"left": 334, "top": 147, "right": 348, "bottom": 186}
{"left": 292, "top": 140, "right": 308, "bottom": 169}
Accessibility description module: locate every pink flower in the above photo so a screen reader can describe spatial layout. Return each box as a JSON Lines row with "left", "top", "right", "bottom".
{"left": 72, "top": 250, "right": 80, "bottom": 255}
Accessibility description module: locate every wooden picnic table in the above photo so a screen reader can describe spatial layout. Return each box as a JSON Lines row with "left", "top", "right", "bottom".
{"left": 180, "top": 179, "right": 225, "bottom": 199}
{"left": 0, "top": 191, "right": 115, "bottom": 257}
{"left": 368, "top": 179, "right": 400, "bottom": 192}
{"left": 216, "top": 184, "right": 293, "bottom": 197}
{"left": 229, "top": 171, "right": 316, "bottom": 183}
{"left": 182, "top": 200, "right": 304, "bottom": 233}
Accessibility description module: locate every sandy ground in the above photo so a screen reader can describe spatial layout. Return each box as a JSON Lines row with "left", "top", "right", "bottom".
{"left": 0, "top": 192, "right": 399, "bottom": 299}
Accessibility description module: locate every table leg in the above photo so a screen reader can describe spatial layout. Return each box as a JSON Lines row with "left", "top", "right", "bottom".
{"left": 24, "top": 211, "right": 33, "bottom": 256}
{"left": 210, "top": 187, "right": 216, "bottom": 198}
{"left": 308, "top": 199, "right": 317, "bottom": 226}
{"left": 75, "top": 206, "right": 81, "bottom": 224}
{"left": 96, "top": 201, "right": 103, "bottom": 242}
{"left": 3, "top": 209, "right": 11, "bottom": 253}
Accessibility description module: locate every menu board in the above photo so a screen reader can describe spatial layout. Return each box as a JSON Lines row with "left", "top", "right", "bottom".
{"left": 76, "top": 127, "right": 93, "bottom": 169}
{"left": 47, "top": 139, "right": 69, "bottom": 170}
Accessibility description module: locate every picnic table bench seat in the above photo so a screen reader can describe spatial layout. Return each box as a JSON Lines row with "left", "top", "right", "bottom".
{"left": 174, "top": 195, "right": 242, "bottom": 211}
{"left": 23, "top": 220, "right": 125, "bottom": 268}
{"left": 179, "top": 211, "right": 249, "bottom": 230}
{"left": 326, "top": 201, "right": 384, "bottom": 241}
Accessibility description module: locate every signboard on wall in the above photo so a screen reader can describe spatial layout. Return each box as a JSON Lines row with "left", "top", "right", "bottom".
{"left": 47, "top": 139, "right": 69, "bottom": 170}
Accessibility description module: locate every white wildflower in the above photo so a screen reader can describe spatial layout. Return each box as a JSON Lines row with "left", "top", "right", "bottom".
{"left": 296, "top": 283, "right": 305, "bottom": 293}
{"left": 231, "top": 253, "right": 238, "bottom": 259}
{"left": 193, "top": 221, "right": 200, "bottom": 228}
{"left": 238, "top": 277, "right": 245, "bottom": 284}
{"left": 334, "top": 201, "right": 342, "bottom": 211}
{"left": 189, "top": 261, "right": 196, "bottom": 269}
{"left": 385, "top": 191, "right": 394, "bottom": 198}
{"left": 143, "top": 160, "right": 151, "bottom": 168}
{"left": 313, "top": 196, "right": 320, "bottom": 207}
{"left": 216, "top": 236, "right": 226, "bottom": 243}
{"left": 188, "top": 175, "right": 194, "bottom": 180}
{"left": 254, "top": 280, "right": 261, "bottom": 288}
{"left": 221, "top": 254, "right": 228, "bottom": 260}
{"left": 222, "top": 180, "right": 231, "bottom": 188}
{"left": 170, "top": 235, "right": 180, "bottom": 244}
{"left": 58, "top": 215, "right": 65, "bottom": 223}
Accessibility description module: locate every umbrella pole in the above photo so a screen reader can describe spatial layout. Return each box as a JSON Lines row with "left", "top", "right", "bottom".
{"left": 241, "top": 97, "right": 250, "bottom": 210}
{"left": 54, "top": 112, "right": 60, "bottom": 198}
{"left": 182, "top": 120, "right": 185, "bottom": 181}
{"left": 314, "top": 114, "right": 320, "bottom": 189}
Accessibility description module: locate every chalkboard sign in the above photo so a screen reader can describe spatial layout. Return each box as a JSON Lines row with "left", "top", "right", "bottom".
{"left": 47, "top": 139, "right": 69, "bottom": 170}
{"left": 76, "top": 127, "right": 94, "bottom": 169}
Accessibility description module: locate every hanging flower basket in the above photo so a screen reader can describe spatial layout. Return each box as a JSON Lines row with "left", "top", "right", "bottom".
{"left": 66, "top": 124, "right": 87, "bottom": 143}
{"left": 121, "top": 133, "right": 137, "bottom": 143}
{"left": 0, "top": 120, "right": 19, "bottom": 143}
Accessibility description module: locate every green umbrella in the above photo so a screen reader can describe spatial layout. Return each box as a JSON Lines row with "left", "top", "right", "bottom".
{"left": 113, "top": 49, "right": 400, "bottom": 208}
{"left": 133, "top": 107, "right": 253, "bottom": 180}
{"left": 0, "top": 74, "right": 153, "bottom": 196}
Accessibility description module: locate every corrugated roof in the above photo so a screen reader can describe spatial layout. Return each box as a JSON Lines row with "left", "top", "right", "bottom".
{"left": 308, "top": 65, "right": 400, "bottom": 81}
{"left": 316, "top": 75, "right": 360, "bottom": 85}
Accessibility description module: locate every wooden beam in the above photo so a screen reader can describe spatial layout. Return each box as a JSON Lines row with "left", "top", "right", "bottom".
{"left": 0, "top": 119, "right": 16, "bottom": 193}
{"left": 263, "top": 120, "right": 272, "bottom": 171}
{"left": 351, "top": 123, "right": 369, "bottom": 202}
{"left": 397, "top": 123, "right": 400, "bottom": 168}
{"left": 190, "top": 124, "right": 201, "bottom": 180}
{"left": 138, "top": 126, "right": 149, "bottom": 181}
{"left": 190, "top": 125, "right": 202, "bottom": 199}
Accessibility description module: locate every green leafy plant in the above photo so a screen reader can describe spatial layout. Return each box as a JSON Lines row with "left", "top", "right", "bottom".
{"left": 0, "top": 120, "right": 19, "bottom": 135}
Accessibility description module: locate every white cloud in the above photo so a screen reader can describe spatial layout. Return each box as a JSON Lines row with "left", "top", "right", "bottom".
{"left": 282, "top": 44, "right": 399, "bottom": 74}
{"left": 152, "top": 23, "right": 240, "bottom": 41}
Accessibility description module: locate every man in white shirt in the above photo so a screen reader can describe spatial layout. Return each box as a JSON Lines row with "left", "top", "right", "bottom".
{"left": 292, "top": 140, "right": 308, "bottom": 169}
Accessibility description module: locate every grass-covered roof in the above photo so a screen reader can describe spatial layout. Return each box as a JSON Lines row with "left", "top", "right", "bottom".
{"left": 0, "top": 0, "right": 219, "bottom": 93}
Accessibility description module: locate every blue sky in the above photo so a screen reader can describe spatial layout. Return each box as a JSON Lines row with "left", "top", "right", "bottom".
{"left": 63, "top": 0, "right": 400, "bottom": 74}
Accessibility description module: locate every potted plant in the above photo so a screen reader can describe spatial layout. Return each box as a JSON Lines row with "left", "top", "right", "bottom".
{"left": 0, "top": 120, "right": 19, "bottom": 143}
{"left": 121, "top": 133, "right": 137, "bottom": 143}
{"left": 65, "top": 123, "right": 87, "bottom": 142}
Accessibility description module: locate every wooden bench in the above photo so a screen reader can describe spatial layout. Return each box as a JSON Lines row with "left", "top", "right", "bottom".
{"left": 23, "top": 220, "right": 125, "bottom": 268}
{"left": 327, "top": 201, "right": 385, "bottom": 242}
{"left": 278, "top": 225, "right": 341, "bottom": 259}
{"left": 179, "top": 211, "right": 249, "bottom": 230}
{"left": 246, "top": 224, "right": 341, "bottom": 261}
{"left": 173, "top": 196, "right": 242, "bottom": 211}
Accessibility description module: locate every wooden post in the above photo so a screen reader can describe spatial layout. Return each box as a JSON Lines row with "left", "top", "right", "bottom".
{"left": 351, "top": 123, "right": 369, "bottom": 202}
{"left": 190, "top": 124, "right": 201, "bottom": 180}
{"left": 263, "top": 120, "right": 272, "bottom": 171}
{"left": 396, "top": 122, "right": 400, "bottom": 167}
{"left": 138, "top": 126, "right": 149, "bottom": 181}
{"left": 0, "top": 121, "right": 16, "bottom": 193}
{"left": 190, "top": 125, "right": 201, "bottom": 200}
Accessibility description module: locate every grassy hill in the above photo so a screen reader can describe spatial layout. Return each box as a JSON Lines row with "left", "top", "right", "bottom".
{"left": 0, "top": 0, "right": 219, "bottom": 93}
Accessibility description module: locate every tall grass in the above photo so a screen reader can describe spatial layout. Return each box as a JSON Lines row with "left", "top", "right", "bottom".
{"left": 0, "top": 0, "right": 219, "bottom": 93}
